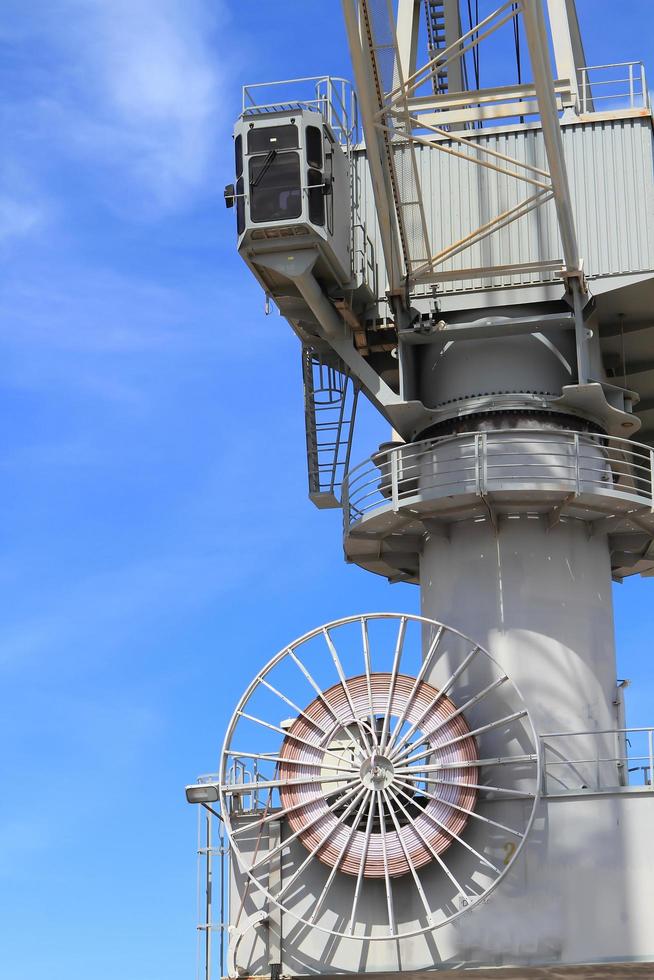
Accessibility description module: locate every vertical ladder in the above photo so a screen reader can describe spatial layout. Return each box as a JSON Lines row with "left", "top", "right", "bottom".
{"left": 424, "top": 0, "right": 449, "bottom": 94}
{"left": 302, "top": 348, "right": 359, "bottom": 509}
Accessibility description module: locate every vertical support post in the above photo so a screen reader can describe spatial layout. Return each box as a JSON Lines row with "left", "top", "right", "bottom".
{"left": 571, "top": 235, "right": 589, "bottom": 384}
{"left": 205, "top": 810, "right": 212, "bottom": 980}
{"left": 540, "top": 737, "right": 548, "bottom": 796}
{"left": 648, "top": 728, "right": 654, "bottom": 787}
{"left": 628, "top": 62, "right": 634, "bottom": 109}
{"left": 219, "top": 831, "right": 225, "bottom": 980}
{"left": 268, "top": 821, "right": 283, "bottom": 972}
{"left": 326, "top": 76, "right": 333, "bottom": 131}
{"left": 390, "top": 447, "right": 400, "bottom": 512}
{"left": 641, "top": 63, "right": 648, "bottom": 110}
{"left": 614, "top": 684, "right": 628, "bottom": 787}
{"left": 341, "top": 471, "right": 350, "bottom": 526}
{"left": 649, "top": 449, "right": 654, "bottom": 512}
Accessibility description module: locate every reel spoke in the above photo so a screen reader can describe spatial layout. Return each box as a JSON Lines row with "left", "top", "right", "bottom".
{"left": 378, "top": 615, "right": 407, "bottom": 752}
{"left": 360, "top": 617, "right": 379, "bottom": 749}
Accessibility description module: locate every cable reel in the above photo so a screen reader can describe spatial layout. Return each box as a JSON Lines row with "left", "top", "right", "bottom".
{"left": 220, "top": 613, "right": 540, "bottom": 940}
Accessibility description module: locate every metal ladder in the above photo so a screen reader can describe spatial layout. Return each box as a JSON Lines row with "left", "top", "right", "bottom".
{"left": 424, "top": 0, "right": 449, "bottom": 94}
{"left": 302, "top": 348, "right": 359, "bottom": 509}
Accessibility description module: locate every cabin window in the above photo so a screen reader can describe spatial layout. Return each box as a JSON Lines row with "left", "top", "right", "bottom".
{"left": 235, "top": 134, "right": 243, "bottom": 178}
{"left": 306, "top": 126, "right": 323, "bottom": 169}
{"left": 247, "top": 124, "right": 298, "bottom": 154}
{"left": 249, "top": 152, "right": 302, "bottom": 222}
{"left": 236, "top": 176, "right": 245, "bottom": 234}
{"left": 307, "top": 168, "right": 325, "bottom": 226}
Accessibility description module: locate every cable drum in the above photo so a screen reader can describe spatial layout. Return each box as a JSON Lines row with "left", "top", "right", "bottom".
{"left": 220, "top": 613, "right": 540, "bottom": 940}
{"left": 278, "top": 673, "right": 478, "bottom": 877}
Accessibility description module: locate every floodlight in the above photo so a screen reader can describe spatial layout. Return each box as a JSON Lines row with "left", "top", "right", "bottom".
{"left": 185, "top": 783, "right": 219, "bottom": 804}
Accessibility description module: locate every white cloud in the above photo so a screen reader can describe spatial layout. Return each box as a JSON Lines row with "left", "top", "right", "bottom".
{"left": 4, "top": 0, "right": 234, "bottom": 216}
{"left": 65, "top": 0, "right": 229, "bottom": 209}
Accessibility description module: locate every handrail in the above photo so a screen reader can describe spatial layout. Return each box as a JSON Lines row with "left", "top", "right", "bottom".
{"left": 241, "top": 75, "right": 359, "bottom": 146}
{"left": 540, "top": 727, "right": 654, "bottom": 794}
{"left": 578, "top": 61, "right": 649, "bottom": 114}
{"left": 343, "top": 427, "right": 654, "bottom": 528}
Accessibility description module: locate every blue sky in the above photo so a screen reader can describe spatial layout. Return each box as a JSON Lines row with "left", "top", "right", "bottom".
{"left": 1, "top": 3, "right": 653, "bottom": 978}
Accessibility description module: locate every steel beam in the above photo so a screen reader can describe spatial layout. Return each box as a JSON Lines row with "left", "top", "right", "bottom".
{"left": 341, "top": 0, "right": 405, "bottom": 295}
{"left": 522, "top": 0, "right": 589, "bottom": 384}
{"left": 521, "top": 0, "right": 581, "bottom": 277}
{"left": 546, "top": 0, "right": 588, "bottom": 107}
{"left": 443, "top": 0, "right": 465, "bottom": 95}
{"left": 396, "top": 0, "right": 420, "bottom": 81}
{"left": 399, "top": 311, "right": 575, "bottom": 343}
{"left": 411, "top": 258, "right": 563, "bottom": 285}
{"left": 405, "top": 78, "right": 572, "bottom": 112}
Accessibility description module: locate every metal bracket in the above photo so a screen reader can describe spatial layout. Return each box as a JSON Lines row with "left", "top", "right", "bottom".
{"left": 546, "top": 492, "right": 577, "bottom": 530}
{"left": 481, "top": 494, "right": 498, "bottom": 533}
{"left": 228, "top": 911, "right": 268, "bottom": 979}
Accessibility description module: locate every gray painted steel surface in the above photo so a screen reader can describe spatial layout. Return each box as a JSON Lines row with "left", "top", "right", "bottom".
{"left": 230, "top": 793, "right": 654, "bottom": 973}
{"left": 420, "top": 516, "right": 619, "bottom": 766}
{"left": 353, "top": 116, "right": 654, "bottom": 296}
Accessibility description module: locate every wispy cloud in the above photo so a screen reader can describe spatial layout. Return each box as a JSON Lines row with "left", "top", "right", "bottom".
{"left": 0, "top": 256, "right": 285, "bottom": 413}
{"left": 60, "top": 0, "right": 229, "bottom": 210}
{"left": 4, "top": 0, "right": 235, "bottom": 217}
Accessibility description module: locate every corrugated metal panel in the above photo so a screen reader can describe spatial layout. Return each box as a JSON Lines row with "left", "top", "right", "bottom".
{"left": 354, "top": 116, "right": 654, "bottom": 298}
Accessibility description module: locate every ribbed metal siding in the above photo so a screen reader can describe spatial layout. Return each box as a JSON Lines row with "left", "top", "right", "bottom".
{"left": 354, "top": 116, "right": 654, "bottom": 296}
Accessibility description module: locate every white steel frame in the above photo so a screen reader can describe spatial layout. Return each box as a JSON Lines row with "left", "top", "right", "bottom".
{"left": 342, "top": 0, "right": 591, "bottom": 376}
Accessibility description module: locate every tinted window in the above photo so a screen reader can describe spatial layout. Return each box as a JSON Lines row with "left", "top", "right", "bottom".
{"left": 249, "top": 152, "right": 302, "bottom": 223}
{"left": 235, "top": 134, "right": 242, "bottom": 179}
{"left": 236, "top": 176, "right": 245, "bottom": 234}
{"left": 307, "top": 168, "right": 325, "bottom": 226}
{"left": 247, "top": 124, "right": 298, "bottom": 154}
{"left": 306, "top": 126, "right": 323, "bottom": 169}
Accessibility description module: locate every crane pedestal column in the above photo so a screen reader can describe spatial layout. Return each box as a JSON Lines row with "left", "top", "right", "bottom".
{"left": 420, "top": 515, "right": 620, "bottom": 752}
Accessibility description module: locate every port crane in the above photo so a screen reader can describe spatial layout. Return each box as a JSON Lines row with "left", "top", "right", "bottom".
{"left": 187, "top": 3, "right": 654, "bottom": 976}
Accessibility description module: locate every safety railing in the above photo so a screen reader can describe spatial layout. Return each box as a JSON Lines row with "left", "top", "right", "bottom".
{"left": 242, "top": 75, "right": 359, "bottom": 146}
{"left": 343, "top": 428, "right": 654, "bottom": 527}
{"left": 579, "top": 62, "right": 650, "bottom": 114}
{"left": 540, "top": 728, "right": 654, "bottom": 796}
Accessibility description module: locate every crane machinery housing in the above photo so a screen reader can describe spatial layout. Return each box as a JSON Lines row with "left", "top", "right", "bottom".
{"left": 187, "top": 2, "right": 654, "bottom": 978}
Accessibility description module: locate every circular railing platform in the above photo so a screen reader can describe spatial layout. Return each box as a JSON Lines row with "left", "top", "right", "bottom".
{"left": 342, "top": 428, "right": 654, "bottom": 582}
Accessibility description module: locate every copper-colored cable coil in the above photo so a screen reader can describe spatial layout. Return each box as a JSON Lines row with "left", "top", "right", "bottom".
{"left": 279, "top": 673, "right": 478, "bottom": 878}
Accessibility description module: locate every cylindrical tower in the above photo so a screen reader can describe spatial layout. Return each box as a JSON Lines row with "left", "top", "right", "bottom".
{"left": 420, "top": 515, "right": 618, "bottom": 739}
{"left": 414, "top": 339, "right": 621, "bottom": 765}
